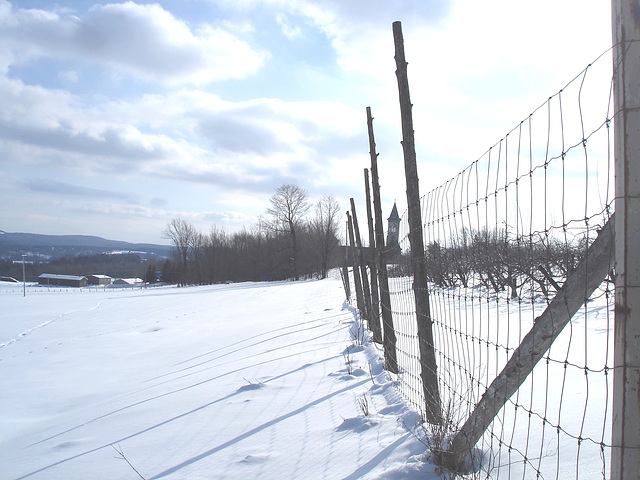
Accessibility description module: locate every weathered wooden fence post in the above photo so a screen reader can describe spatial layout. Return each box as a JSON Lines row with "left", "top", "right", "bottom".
{"left": 367, "top": 107, "right": 399, "bottom": 372}
{"left": 612, "top": 0, "right": 640, "bottom": 477}
{"left": 364, "top": 169, "right": 383, "bottom": 343}
{"left": 340, "top": 248, "right": 351, "bottom": 303}
{"left": 347, "top": 213, "right": 365, "bottom": 319}
{"left": 393, "top": 20, "right": 442, "bottom": 425}
{"left": 341, "top": 222, "right": 352, "bottom": 302}
{"left": 350, "top": 198, "right": 372, "bottom": 323}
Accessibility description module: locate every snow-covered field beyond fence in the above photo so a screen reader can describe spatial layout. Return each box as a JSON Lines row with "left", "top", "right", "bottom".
{"left": 0, "top": 276, "right": 437, "bottom": 480}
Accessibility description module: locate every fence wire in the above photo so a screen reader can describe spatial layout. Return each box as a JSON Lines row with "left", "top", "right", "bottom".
{"left": 353, "top": 48, "right": 616, "bottom": 479}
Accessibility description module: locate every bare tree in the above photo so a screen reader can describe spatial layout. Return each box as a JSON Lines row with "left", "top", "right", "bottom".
{"left": 162, "top": 218, "right": 196, "bottom": 286}
{"left": 203, "top": 226, "right": 228, "bottom": 283}
{"left": 188, "top": 230, "right": 207, "bottom": 284}
{"left": 265, "top": 184, "right": 311, "bottom": 280}
{"left": 312, "top": 195, "right": 341, "bottom": 279}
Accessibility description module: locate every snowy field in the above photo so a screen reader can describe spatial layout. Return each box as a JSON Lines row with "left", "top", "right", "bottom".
{"left": 0, "top": 276, "right": 439, "bottom": 480}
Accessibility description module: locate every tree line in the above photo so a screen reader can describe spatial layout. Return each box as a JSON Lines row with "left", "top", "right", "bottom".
{"left": 161, "top": 184, "right": 342, "bottom": 286}
{"left": 0, "top": 253, "right": 153, "bottom": 283}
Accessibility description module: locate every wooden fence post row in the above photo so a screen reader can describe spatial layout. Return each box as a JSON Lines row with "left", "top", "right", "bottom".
{"left": 346, "top": 212, "right": 365, "bottom": 320}
{"left": 347, "top": 192, "right": 399, "bottom": 371}
{"left": 347, "top": 17, "right": 635, "bottom": 475}
{"left": 350, "top": 198, "right": 372, "bottom": 324}
{"left": 381, "top": 13, "right": 634, "bottom": 477}
{"left": 364, "top": 169, "right": 383, "bottom": 344}
{"left": 367, "top": 106, "right": 399, "bottom": 374}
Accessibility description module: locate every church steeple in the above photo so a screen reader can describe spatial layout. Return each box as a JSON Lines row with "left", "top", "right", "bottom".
{"left": 386, "top": 202, "right": 400, "bottom": 250}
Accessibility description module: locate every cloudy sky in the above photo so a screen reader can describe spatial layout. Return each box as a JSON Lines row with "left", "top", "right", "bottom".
{"left": 0, "top": 0, "right": 612, "bottom": 244}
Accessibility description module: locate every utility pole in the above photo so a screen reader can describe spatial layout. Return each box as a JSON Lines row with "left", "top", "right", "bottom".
{"left": 22, "top": 254, "right": 26, "bottom": 297}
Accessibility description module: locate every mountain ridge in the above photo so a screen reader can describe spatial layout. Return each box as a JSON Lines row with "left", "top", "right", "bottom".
{"left": 0, "top": 231, "right": 171, "bottom": 260}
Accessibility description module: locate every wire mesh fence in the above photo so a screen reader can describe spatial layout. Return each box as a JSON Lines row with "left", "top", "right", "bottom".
{"left": 346, "top": 43, "right": 616, "bottom": 479}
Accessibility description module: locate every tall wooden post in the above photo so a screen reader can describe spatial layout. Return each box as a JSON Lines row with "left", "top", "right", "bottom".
{"left": 367, "top": 107, "right": 399, "bottom": 372}
{"left": 393, "top": 20, "right": 442, "bottom": 425}
{"left": 612, "top": 1, "right": 640, "bottom": 477}
{"left": 350, "top": 198, "right": 372, "bottom": 322}
{"left": 347, "top": 213, "right": 365, "bottom": 319}
{"left": 340, "top": 231, "right": 351, "bottom": 303}
{"left": 364, "top": 169, "right": 383, "bottom": 343}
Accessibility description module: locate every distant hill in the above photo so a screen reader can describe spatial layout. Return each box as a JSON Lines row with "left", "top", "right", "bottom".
{"left": 0, "top": 231, "right": 171, "bottom": 261}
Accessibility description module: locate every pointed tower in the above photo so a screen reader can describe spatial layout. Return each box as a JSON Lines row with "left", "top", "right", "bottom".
{"left": 386, "top": 202, "right": 401, "bottom": 254}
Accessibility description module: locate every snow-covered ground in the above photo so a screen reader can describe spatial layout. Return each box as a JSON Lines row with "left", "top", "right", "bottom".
{"left": 1, "top": 276, "right": 438, "bottom": 480}
{"left": 386, "top": 275, "right": 614, "bottom": 480}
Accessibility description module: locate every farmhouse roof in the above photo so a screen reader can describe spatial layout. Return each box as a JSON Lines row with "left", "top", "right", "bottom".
{"left": 113, "top": 277, "right": 143, "bottom": 285}
{"left": 39, "top": 273, "right": 88, "bottom": 281}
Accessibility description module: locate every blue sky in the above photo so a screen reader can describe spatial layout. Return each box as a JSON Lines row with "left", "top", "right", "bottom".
{"left": 0, "top": 0, "right": 612, "bottom": 244}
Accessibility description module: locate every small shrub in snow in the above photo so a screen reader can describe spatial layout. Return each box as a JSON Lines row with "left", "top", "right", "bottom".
{"left": 357, "top": 394, "right": 370, "bottom": 417}
{"left": 112, "top": 444, "right": 146, "bottom": 480}
{"left": 411, "top": 398, "right": 486, "bottom": 479}
{"left": 343, "top": 348, "right": 353, "bottom": 375}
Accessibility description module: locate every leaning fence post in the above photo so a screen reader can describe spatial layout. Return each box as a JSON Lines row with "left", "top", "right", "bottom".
{"left": 347, "top": 213, "right": 365, "bottom": 319}
{"left": 393, "top": 20, "right": 442, "bottom": 425}
{"left": 342, "top": 222, "right": 352, "bottom": 302}
{"left": 612, "top": 0, "right": 640, "bottom": 477}
{"left": 443, "top": 215, "right": 615, "bottom": 471}
{"left": 364, "top": 169, "right": 383, "bottom": 343}
{"left": 340, "top": 257, "right": 351, "bottom": 303}
{"left": 367, "top": 107, "right": 399, "bottom": 372}
{"left": 350, "top": 198, "right": 372, "bottom": 323}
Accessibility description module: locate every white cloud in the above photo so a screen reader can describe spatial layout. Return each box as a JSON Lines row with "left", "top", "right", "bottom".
{"left": 0, "top": 71, "right": 364, "bottom": 199}
{"left": 0, "top": 0, "right": 615, "bottom": 243}
{"left": 275, "top": 12, "right": 301, "bottom": 39}
{"left": 57, "top": 70, "right": 79, "bottom": 83}
{"left": 0, "top": 0, "right": 268, "bottom": 85}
